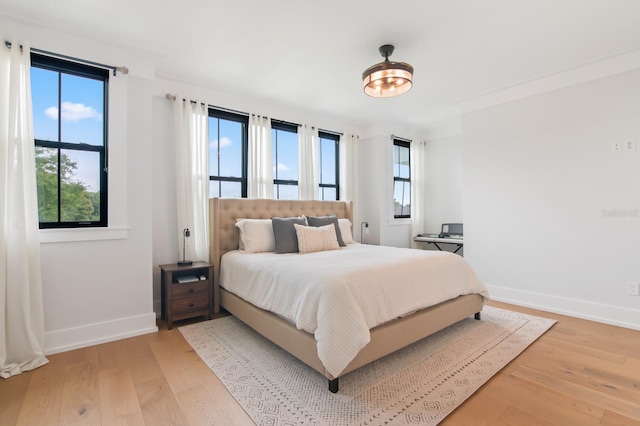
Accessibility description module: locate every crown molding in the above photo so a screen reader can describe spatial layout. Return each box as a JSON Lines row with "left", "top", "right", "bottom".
{"left": 458, "top": 47, "right": 640, "bottom": 114}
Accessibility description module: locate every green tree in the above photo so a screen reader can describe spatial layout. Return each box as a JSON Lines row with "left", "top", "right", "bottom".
{"left": 35, "top": 147, "right": 60, "bottom": 222}
{"left": 35, "top": 148, "right": 97, "bottom": 223}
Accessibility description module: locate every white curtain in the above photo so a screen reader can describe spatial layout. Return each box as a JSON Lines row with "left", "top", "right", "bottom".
{"left": 410, "top": 139, "right": 428, "bottom": 248}
{"left": 0, "top": 40, "right": 49, "bottom": 378}
{"left": 247, "top": 114, "right": 273, "bottom": 199}
{"left": 173, "top": 96, "right": 209, "bottom": 262}
{"left": 339, "top": 133, "right": 358, "bottom": 201}
{"left": 298, "top": 124, "right": 319, "bottom": 200}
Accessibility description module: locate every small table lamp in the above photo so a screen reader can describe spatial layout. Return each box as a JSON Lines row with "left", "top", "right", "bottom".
{"left": 360, "top": 221, "right": 368, "bottom": 244}
{"left": 178, "top": 228, "right": 192, "bottom": 266}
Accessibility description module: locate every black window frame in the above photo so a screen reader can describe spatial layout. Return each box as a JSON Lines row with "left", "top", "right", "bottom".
{"left": 208, "top": 108, "right": 248, "bottom": 198}
{"left": 207, "top": 110, "right": 342, "bottom": 201}
{"left": 318, "top": 131, "right": 340, "bottom": 201}
{"left": 31, "top": 53, "right": 109, "bottom": 229}
{"left": 393, "top": 139, "right": 411, "bottom": 219}
{"left": 271, "top": 121, "right": 299, "bottom": 199}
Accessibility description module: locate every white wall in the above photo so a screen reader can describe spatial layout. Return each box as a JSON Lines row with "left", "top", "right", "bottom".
{"left": 3, "top": 18, "right": 158, "bottom": 353}
{"left": 463, "top": 69, "right": 640, "bottom": 329}
{"left": 151, "top": 97, "right": 178, "bottom": 311}
{"left": 356, "top": 134, "right": 379, "bottom": 244}
{"left": 357, "top": 124, "right": 423, "bottom": 248}
{"left": 424, "top": 133, "right": 464, "bottom": 234}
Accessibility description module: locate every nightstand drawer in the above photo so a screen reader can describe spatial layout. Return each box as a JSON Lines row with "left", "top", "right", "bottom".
{"left": 172, "top": 295, "right": 209, "bottom": 315}
{"left": 172, "top": 281, "right": 209, "bottom": 299}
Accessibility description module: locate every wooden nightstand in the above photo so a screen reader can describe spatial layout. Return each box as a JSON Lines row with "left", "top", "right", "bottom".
{"left": 160, "top": 261, "right": 214, "bottom": 329}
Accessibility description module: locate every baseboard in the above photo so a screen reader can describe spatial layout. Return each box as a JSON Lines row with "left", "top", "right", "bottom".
{"left": 44, "top": 312, "right": 159, "bottom": 355}
{"left": 486, "top": 284, "right": 640, "bottom": 331}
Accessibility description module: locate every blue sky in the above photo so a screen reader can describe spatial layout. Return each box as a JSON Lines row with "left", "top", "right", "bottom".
{"left": 31, "top": 67, "right": 104, "bottom": 192}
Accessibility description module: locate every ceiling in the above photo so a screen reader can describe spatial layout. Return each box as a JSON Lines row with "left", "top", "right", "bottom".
{"left": 2, "top": 0, "right": 640, "bottom": 131}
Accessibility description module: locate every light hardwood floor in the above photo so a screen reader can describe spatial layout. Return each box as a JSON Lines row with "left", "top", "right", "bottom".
{"left": 1, "top": 301, "right": 639, "bottom": 425}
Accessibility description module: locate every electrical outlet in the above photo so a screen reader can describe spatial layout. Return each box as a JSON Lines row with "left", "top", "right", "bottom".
{"left": 624, "top": 139, "right": 636, "bottom": 152}
{"left": 612, "top": 142, "right": 621, "bottom": 152}
{"left": 628, "top": 281, "right": 639, "bottom": 296}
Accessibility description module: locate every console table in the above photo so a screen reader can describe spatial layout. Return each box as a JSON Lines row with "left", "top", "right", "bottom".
{"left": 414, "top": 235, "right": 464, "bottom": 255}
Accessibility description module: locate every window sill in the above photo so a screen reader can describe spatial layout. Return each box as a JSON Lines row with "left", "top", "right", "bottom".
{"left": 39, "top": 227, "right": 129, "bottom": 244}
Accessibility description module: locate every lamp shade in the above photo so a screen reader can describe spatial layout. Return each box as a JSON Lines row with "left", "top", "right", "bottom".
{"left": 362, "top": 45, "right": 413, "bottom": 98}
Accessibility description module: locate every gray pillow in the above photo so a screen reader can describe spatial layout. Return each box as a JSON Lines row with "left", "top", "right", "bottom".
{"left": 306, "top": 215, "right": 345, "bottom": 247}
{"left": 272, "top": 216, "right": 307, "bottom": 254}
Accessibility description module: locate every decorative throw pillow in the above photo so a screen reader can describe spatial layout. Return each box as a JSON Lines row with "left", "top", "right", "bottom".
{"left": 272, "top": 216, "right": 307, "bottom": 254}
{"left": 235, "top": 219, "right": 276, "bottom": 253}
{"left": 305, "top": 215, "right": 345, "bottom": 247}
{"left": 294, "top": 224, "right": 340, "bottom": 254}
{"left": 338, "top": 218, "right": 356, "bottom": 244}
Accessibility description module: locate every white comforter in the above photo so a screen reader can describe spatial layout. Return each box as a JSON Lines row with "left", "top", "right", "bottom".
{"left": 220, "top": 244, "right": 489, "bottom": 378}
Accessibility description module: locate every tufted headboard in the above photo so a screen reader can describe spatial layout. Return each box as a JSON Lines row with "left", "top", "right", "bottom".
{"left": 208, "top": 197, "right": 353, "bottom": 312}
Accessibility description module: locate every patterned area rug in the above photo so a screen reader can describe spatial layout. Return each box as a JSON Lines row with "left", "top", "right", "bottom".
{"left": 179, "top": 306, "right": 555, "bottom": 425}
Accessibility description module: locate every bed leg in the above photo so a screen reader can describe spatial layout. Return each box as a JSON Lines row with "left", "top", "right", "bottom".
{"left": 328, "top": 378, "right": 339, "bottom": 393}
{"left": 474, "top": 312, "right": 481, "bottom": 320}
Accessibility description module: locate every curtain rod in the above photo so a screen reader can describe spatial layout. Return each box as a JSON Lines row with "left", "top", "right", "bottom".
{"left": 4, "top": 41, "right": 128, "bottom": 76}
{"left": 165, "top": 92, "right": 343, "bottom": 136}
{"left": 391, "top": 134, "right": 411, "bottom": 142}
{"left": 165, "top": 93, "right": 248, "bottom": 116}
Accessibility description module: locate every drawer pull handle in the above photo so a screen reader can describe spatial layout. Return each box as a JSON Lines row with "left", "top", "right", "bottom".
{"left": 189, "top": 302, "right": 194, "bottom": 308}
{"left": 189, "top": 288, "right": 194, "bottom": 293}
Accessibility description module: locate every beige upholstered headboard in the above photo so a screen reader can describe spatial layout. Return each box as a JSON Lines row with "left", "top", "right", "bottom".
{"left": 208, "top": 197, "right": 353, "bottom": 312}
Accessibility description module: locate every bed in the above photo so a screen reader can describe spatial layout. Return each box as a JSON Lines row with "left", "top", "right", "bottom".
{"left": 209, "top": 197, "right": 488, "bottom": 392}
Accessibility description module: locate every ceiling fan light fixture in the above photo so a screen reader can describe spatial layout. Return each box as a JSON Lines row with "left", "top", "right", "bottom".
{"left": 362, "top": 44, "right": 413, "bottom": 98}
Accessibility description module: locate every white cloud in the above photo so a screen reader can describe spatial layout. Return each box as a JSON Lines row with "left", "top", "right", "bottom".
{"left": 210, "top": 137, "right": 232, "bottom": 149}
{"left": 44, "top": 102, "right": 102, "bottom": 122}
{"left": 277, "top": 163, "right": 289, "bottom": 172}
{"left": 44, "top": 107, "right": 57, "bottom": 120}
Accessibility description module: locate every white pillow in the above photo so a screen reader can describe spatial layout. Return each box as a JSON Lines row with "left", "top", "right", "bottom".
{"left": 338, "top": 218, "right": 355, "bottom": 244}
{"left": 235, "top": 219, "right": 276, "bottom": 253}
{"left": 294, "top": 224, "right": 340, "bottom": 254}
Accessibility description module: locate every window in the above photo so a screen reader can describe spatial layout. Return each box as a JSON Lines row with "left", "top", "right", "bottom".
{"left": 31, "top": 53, "right": 108, "bottom": 228}
{"left": 272, "top": 122, "right": 298, "bottom": 200}
{"left": 208, "top": 109, "right": 248, "bottom": 198}
{"left": 318, "top": 132, "right": 339, "bottom": 200}
{"left": 208, "top": 110, "right": 341, "bottom": 201}
{"left": 393, "top": 139, "right": 411, "bottom": 218}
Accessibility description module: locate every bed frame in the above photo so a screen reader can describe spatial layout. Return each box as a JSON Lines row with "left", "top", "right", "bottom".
{"left": 209, "top": 197, "right": 484, "bottom": 392}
